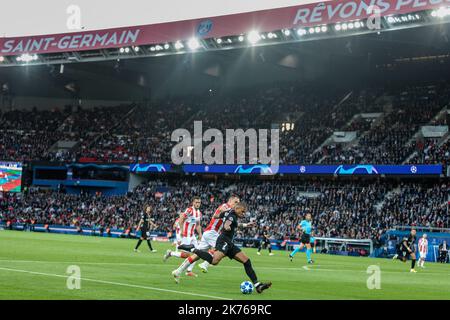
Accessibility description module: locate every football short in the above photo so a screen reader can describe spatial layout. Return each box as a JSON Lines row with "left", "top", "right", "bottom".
{"left": 175, "top": 232, "right": 182, "bottom": 245}
{"left": 215, "top": 234, "right": 241, "bottom": 259}
{"left": 301, "top": 233, "right": 311, "bottom": 245}
{"left": 140, "top": 228, "right": 148, "bottom": 239}
{"left": 197, "top": 230, "right": 219, "bottom": 250}
{"left": 180, "top": 236, "right": 198, "bottom": 248}
{"left": 419, "top": 252, "right": 427, "bottom": 259}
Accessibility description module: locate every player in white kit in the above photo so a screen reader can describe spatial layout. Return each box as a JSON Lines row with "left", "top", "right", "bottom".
{"left": 418, "top": 234, "right": 428, "bottom": 268}
{"left": 163, "top": 197, "right": 202, "bottom": 276}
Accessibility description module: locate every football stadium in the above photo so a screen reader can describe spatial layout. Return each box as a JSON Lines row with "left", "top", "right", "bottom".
{"left": 1, "top": 0, "right": 450, "bottom": 304}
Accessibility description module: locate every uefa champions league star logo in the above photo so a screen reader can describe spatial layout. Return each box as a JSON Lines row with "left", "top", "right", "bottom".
{"left": 197, "top": 19, "right": 213, "bottom": 36}
{"left": 410, "top": 165, "right": 417, "bottom": 174}
{"left": 300, "top": 166, "right": 306, "bottom": 173}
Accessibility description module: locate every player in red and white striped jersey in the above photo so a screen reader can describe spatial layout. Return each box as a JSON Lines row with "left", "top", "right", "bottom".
{"left": 418, "top": 234, "right": 428, "bottom": 268}
{"left": 163, "top": 197, "right": 202, "bottom": 276}
{"left": 171, "top": 195, "right": 240, "bottom": 281}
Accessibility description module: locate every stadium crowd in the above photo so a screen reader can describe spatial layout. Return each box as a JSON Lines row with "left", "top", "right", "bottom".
{"left": 1, "top": 81, "right": 449, "bottom": 246}
{"left": 1, "top": 179, "right": 448, "bottom": 242}
{"left": 1, "top": 82, "right": 448, "bottom": 166}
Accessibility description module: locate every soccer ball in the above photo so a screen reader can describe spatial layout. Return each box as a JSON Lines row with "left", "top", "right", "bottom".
{"left": 240, "top": 281, "right": 254, "bottom": 294}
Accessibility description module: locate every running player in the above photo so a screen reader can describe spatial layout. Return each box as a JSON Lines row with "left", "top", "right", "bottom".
{"left": 418, "top": 233, "right": 428, "bottom": 268}
{"left": 197, "top": 195, "right": 240, "bottom": 273}
{"left": 173, "top": 202, "right": 272, "bottom": 293}
{"left": 257, "top": 226, "right": 273, "bottom": 256}
{"left": 163, "top": 197, "right": 202, "bottom": 276}
{"left": 134, "top": 206, "right": 158, "bottom": 253}
{"left": 289, "top": 213, "right": 314, "bottom": 264}
{"left": 170, "top": 195, "right": 239, "bottom": 276}
{"left": 393, "top": 229, "right": 418, "bottom": 272}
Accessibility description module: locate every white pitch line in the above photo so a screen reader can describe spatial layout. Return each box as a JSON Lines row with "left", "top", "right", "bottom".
{"left": 0, "top": 266, "right": 232, "bottom": 300}
{"left": 1, "top": 259, "right": 449, "bottom": 275}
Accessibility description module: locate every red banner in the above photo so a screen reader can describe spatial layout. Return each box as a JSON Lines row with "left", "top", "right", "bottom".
{"left": 1, "top": 0, "right": 448, "bottom": 56}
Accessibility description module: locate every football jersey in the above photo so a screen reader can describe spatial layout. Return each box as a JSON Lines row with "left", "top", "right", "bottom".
{"left": 221, "top": 210, "right": 238, "bottom": 240}
{"left": 418, "top": 238, "right": 428, "bottom": 253}
{"left": 205, "top": 203, "right": 231, "bottom": 233}
{"left": 300, "top": 220, "right": 312, "bottom": 235}
{"left": 181, "top": 206, "right": 202, "bottom": 237}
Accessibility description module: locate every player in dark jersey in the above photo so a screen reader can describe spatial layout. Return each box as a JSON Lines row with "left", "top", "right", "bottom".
{"left": 392, "top": 229, "right": 417, "bottom": 272}
{"left": 257, "top": 226, "right": 273, "bottom": 256}
{"left": 187, "top": 202, "right": 272, "bottom": 294}
{"left": 134, "top": 206, "right": 158, "bottom": 253}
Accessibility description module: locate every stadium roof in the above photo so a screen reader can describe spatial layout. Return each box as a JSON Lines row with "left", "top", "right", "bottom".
{"left": 1, "top": 0, "right": 450, "bottom": 67}
{"left": 1, "top": 23, "right": 450, "bottom": 100}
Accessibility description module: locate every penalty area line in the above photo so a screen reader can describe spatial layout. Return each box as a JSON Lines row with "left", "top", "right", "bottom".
{"left": 0, "top": 266, "right": 232, "bottom": 300}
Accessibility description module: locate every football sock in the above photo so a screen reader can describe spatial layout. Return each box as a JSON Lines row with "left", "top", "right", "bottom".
{"left": 290, "top": 247, "right": 300, "bottom": 257}
{"left": 244, "top": 259, "right": 258, "bottom": 284}
{"left": 306, "top": 248, "right": 312, "bottom": 262}
{"left": 187, "top": 261, "right": 196, "bottom": 272}
{"left": 193, "top": 249, "right": 213, "bottom": 264}
{"left": 147, "top": 240, "right": 153, "bottom": 250}
{"left": 411, "top": 259, "right": 416, "bottom": 269}
{"left": 176, "top": 257, "right": 193, "bottom": 275}
{"left": 171, "top": 251, "right": 189, "bottom": 258}
{"left": 268, "top": 246, "right": 272, "bottom": 254}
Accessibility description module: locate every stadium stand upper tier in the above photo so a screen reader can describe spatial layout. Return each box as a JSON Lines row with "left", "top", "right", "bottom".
{"left": 0, "top": 81, "right": 449, "bottom": 166}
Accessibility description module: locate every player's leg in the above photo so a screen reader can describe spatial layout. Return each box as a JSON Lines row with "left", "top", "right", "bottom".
{"left": 193, "top": 248, "right": 225, "bottom": 265}
{"left": 172, "top": 236, "right": 216, "bottom": 282}
{"left": 198, "top": 232, "right": 216, "bottom": 273}
{"left": 421, "top": 253, "right": 426, "bottom": 268}
{"left": 186, "top": 238, "right": 199, "bottom": 276}
{"left": 164, "top": 249, "right": 190, "bottom": 262}
{"left": 410, "top": 252, "right": 417, "bottom": 272}
{"left": 171, "top": 254, "right": 201, "bottom": 283}
{"left": 164, "top": 237, "right": 191, "bottom": 262}
{"left": 289, "top": 243, "right": 304, "bottom": 261}
{"left": 268, "top": 242, "right": 273, "bottom": 256}
{"left": 134, "top": 237, "right": 144, "bottom": 252}
{"left": 233, "top": 251, "right": 271, "bottom": 293}
{"left": 147, "top": 238, "right": 156, "bottom": 252}
{"left": 257, "top": 239, "right": 263, "bottom": 255}
{"left": 306, "top": 243, "right": 313, "bottom": 263}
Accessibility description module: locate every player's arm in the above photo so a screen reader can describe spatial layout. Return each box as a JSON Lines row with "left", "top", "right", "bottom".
{"left": 238, "top": 221, "right": 256, "bottom": 228}
{"left": 223, "top": 219, "right": 233, "bottom": 231}
{"left": 137, "top": 219, "right": 143, "bottom": 230}
{"left": 149, "top": 219, "right": 157, "bottom": 229}
{"left": 196, "top": 222, "right": 202, "bottom": 239}
{"left": 178, "top": 212, "right": 187, "bottom": 235}
{"left": 213, "top": 205, "right": 227, "bottom": 219}
{"left": 403, "top": 239, "right": 412, "bottom": 252}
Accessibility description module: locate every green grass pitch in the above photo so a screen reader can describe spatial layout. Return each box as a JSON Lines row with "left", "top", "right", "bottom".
{"left": 0, "top": 230, "right": 449, "bottom": 300}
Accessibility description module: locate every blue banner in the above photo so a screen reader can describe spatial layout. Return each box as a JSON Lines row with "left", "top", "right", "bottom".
{"left": 130, "top": 163, "right": 443, "bottom": 175}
